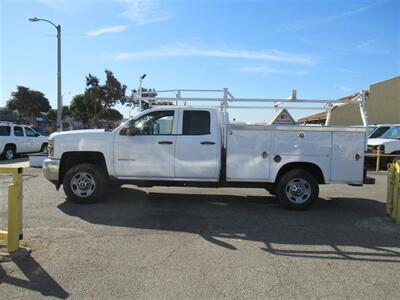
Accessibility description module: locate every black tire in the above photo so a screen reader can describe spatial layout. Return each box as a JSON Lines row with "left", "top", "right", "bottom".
{"left": 2, "top": 145, "right": 16, "bottom": 160}
{"left": 265, "top": 185, "right": 276, "bottom": 195}
{"left": 40, "top": 143, "right": 48, "bottom": 153}
{"left": 63, "top": 163, "right": 107, "bottom": 204}
{"left": 108, "top": 181, "right": 123, "bottom": 189}
{"left": 276, "top": 169, "right": 319, "bottom": 210}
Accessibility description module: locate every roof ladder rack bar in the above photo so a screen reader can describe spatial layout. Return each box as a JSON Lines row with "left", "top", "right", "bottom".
{"left": 134, "top": 88, "right": 368, "bottom": 129}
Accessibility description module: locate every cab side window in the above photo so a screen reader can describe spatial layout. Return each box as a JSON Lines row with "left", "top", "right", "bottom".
{"left": 121, "top": 111, "right": 175, "bottom": 136}
{"left": 182, "top": 111, "right": 210, "bottom": 135}
{"left": 14, "top": 126, "right": 24, "bottom": 137}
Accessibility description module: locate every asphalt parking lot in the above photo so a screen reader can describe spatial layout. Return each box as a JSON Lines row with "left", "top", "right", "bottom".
{"left": 1, "top": 160, "right": 400, "bottom": 299}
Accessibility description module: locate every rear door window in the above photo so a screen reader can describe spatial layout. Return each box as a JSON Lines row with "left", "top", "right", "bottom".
{"left": 182, "top": 111, "right": 211, "bottom": 135}
{"left": 14, "top": 126, "right": 24, "bottom": 137}
{"left": 0, "top": 126, "right": 11, "bottom": 136}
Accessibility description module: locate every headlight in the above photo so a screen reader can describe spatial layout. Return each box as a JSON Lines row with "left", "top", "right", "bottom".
{"left": 48, "top": 139, "right": 55, "bottom": 157}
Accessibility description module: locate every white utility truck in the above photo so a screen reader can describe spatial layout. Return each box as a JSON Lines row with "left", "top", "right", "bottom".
{"left": 43, "top": 89, "right": 374, "bottom": 210}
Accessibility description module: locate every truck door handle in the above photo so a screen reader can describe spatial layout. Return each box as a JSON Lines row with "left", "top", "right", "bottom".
{"left": 200, "top": 141, "right": 215, "bottom": 145}
{"left": 158, "top": 141, "right": 173, "bottom": 145}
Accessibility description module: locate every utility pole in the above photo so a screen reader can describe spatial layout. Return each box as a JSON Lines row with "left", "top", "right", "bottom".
{"left": 29, "top": 17, "right": 63, "bottom": 131}
{"left": 138, "top": 74, "right": 146, "bottom": 112}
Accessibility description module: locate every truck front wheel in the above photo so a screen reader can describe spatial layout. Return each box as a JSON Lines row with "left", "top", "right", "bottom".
{"left": 63, "top": 163, "right": 106, "bottom": 204}
{"left": 276, "top": 169, "right": 319, "bottom": 210}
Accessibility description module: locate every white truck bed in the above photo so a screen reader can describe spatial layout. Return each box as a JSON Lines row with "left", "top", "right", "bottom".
{"left": 226, "top": 124, "right": 366, "bottom": 184}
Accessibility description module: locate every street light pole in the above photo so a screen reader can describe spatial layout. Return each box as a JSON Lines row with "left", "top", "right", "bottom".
{"left": 138, "top": 74, "right": 146, "bottom": 112}
{"left": 29, "top": 17, "right": 63, "bottom": 131}
{"left": 56, "top": 24, "right": 62, "bottom": 131}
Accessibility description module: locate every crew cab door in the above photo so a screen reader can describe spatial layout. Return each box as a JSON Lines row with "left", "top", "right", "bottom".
{"left": 114, "top": 109, "right": 178, "bottom": 178}
{"left": 174, "top": 109, "right": 220, "bottom": 180}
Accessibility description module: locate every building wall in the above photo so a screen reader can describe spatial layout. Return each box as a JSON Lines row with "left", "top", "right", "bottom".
{"left": 330, "top": 76, "right": 400, "bottom": 125}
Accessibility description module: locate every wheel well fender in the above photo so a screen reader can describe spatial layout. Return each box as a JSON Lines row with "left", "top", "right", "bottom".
{"left": 4, "top": 143, "right": 17, "bottom": 152}
{"left": 274, "top": 162, "right": 325, "bottom": 184}
{"left": 59, "top": 151, "right": 108, "bottom": 183}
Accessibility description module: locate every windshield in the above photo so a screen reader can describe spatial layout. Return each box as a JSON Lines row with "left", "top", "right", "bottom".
{"left": 382, "top": 126, "right": 400, "bottom": 140}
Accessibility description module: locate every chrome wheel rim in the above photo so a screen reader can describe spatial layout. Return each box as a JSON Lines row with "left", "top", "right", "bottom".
{"left": 70, "top": 172, "right": 96, "bottom": 198}
{"left": 285, "top": 178, "right": 311, "bottom": 204}
{"left": 5, "top": 149, "right": 14, "bottom": 160}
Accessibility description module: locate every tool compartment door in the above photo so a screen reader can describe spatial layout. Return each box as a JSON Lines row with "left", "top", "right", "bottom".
{"left": 226, "top": 130, "right": 270, "bottom": 181}
{"left": 331, "top": 131, "right": 365, "bottom": 183}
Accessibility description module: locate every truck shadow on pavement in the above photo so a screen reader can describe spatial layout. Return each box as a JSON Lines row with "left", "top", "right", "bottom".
{"left": 58, "top": 187, "right": 400, "bottom": 263}
{"left": 0, "top": 255, "right": 69, "bottom": 299}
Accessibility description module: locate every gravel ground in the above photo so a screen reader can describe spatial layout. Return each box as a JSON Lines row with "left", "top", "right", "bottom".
{"left": 0, "top": 163, "right": 399, "bottom": 299}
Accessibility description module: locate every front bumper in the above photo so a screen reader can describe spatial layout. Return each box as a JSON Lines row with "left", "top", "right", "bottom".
{"left": 43, "top": 158, "right": 60, "bottom": 185}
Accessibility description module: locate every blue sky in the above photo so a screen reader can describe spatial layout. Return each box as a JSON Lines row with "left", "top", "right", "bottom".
{"left": 0, "top": 0, "right": 399, "bottom": 122}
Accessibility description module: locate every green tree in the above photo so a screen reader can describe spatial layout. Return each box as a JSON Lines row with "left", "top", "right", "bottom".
{"left": 7, "top": 86, "right": 51, "bottom": 123}
{"left": 103, "top": 70, "right": 127, "bottom": 107}
{"left": 48, "top": 106, "right": 71, "bottom": 122}
{"left": 85, "top": 70, "right": 127, "bottom": 113}
{"left": 0, "top": 107, "right": 13, "bottom": 116}
{"left": 98, "top": 108, "right": 123, "bottom": 121}
{"left": 69, "top": 94, "right": 94, "bottom": 124}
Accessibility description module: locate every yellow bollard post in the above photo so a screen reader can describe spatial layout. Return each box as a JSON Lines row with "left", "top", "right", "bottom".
{"left": 16, "top": 169, "right": 23, "bottom": 241}
{"left": 376, "top": 147, "right": 381, "bottom": 173}
{"left": 387, "top": 164, "right": 393, "bottom": 216}
{"left": 7, "top": 168, "right": 23, "bottom": 252}
{"left": 394, "top": 162, "right": 400, "bottom": 224}
{"left": 0, "top": 167, "right": 23, "bottom": 253}
{"left": 387, "top": 162, "right": 400, "bottom": 224}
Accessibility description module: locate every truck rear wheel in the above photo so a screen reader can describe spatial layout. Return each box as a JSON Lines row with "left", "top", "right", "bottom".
{"left": 63, "top": 163, "right": 106, "bottom": 204}
{"left": 108, "top": 181, "right": 123, "bottom": 189}
{"left": 265, "top": 185, "right": 276, "bottom": 195}
{"left": 276, "top": 169, "right": 319, "bottom": 210}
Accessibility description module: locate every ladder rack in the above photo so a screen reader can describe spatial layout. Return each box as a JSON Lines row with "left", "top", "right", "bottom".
{"left": 134, "top": 88, "right": 368, "bottom": 127}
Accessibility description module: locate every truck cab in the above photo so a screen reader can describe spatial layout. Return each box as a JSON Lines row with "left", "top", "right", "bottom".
{"left": 113, "top": 107, "right": 222, "bottom": 181}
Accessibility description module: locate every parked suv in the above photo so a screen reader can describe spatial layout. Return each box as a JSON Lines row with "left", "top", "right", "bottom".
{"left": 0, "top": 122, "right": 48, "bottom": 160}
